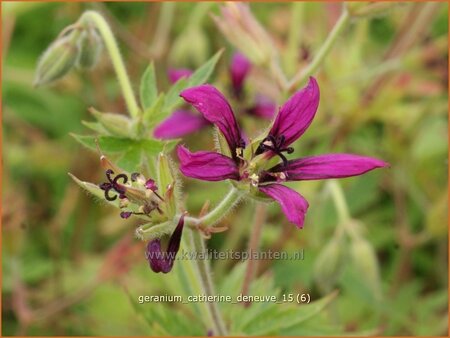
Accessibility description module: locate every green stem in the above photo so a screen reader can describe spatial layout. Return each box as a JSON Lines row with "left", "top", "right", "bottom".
{"left": 288, "top": 8, "right": 350, "bottom": 91}
{"left": 150, "top": 3, "right": 175, "bottom": 57}
{"left": 190, "top": 229, "right": 228, "bottom": 335}
{"left": 79, "top": 11, "right": 140, "bottom": 118}
{"left": 328, "top": 180, "right": 360, "bottom": 240}
{"left": 284, "top": 2, "right": 304, "bottom": 76}
{"left": 185, "top": 187, "right": 242, "bottom": 228}
{"left": 180, "top": 187, "right": 241, "bottom": 334}
{"left": 190, "top": 2, "right": 213, "bottom": 27}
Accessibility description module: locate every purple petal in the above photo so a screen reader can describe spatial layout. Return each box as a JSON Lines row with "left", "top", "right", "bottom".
{"left": 146, "top": 239, "right": 164, "bottom": 273}
{"left": 246, "top": 94, "right": 276, "bottom": 119}
{"left": 153, "top": 110, "right": 209, "bottom": 139}
{"left": 120, "top": 211, "right": 132, "bottom": 219}
{"left": 177, "top": 145, "right": 240, "bottom": 182}
{"left": 230, "top": 52, "right": 251, "bottom": 97}
{"left": 269, "top": 77, "right": 320, "bottom": 146}
{"left": 168, "top": 68, "right": 193, "bottom": 84}
{"left": 166, "top": 214, "right": 185, "bottom": 265}
{"left": 259, "top": 184, "right": 309, "bottom": 228}
{"left": 145, "top": 178, "right": 158, "bottom": 191}
{"left": 180, "top": 85, "right": 244, "bottom": 156}
{"left": 145, "top": 215, "right": 185, "bottom": 274}
{"left": 269, "top": 154, "right": 389, "bottom": 181}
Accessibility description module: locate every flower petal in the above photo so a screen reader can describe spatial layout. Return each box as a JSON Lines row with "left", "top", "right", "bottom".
{"left": 269, "top": 77, "right": 320, "bottom": 146}
{"left": 230, "top": 52, "right": 251, "bottom": 97}
{"left": 168, "top": 68, "right": 193, "bottom": 84}
{"left": 258, "top": 184, "right": 309, "bottom": 228}
{"left": 146, "top": 239, "right": 164, "bottom": 273}
{"left": 153, "top": 110, "right": 209, "bottom": 139}
{"left": 269, "top": 154, "right": 389, "bottom": 181}
{"left": 246, "top": 94, "right": 276, "bottom": 119}
{"left": 180, "top": 85, "right": 244, "bottom": 156}
{"left": 177, "top": 145, "right": 240, "bottom": 181}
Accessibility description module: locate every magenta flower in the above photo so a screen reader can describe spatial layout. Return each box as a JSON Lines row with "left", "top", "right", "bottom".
{"left": 153, "top": 52, "right": 275, "bottom": 140}
{"left": 229, "top": 52, "right": 251, "bottom": 98}
{"left": 153, "top": 110, "right": 209, "bottom": 139}
{"left": 168, "top": 68, "right": 193, "bottom": 84}
{"left": 177, "top": 77, "right": 388, "bottom": 228}
{"left": 145, "top": 214, "right": 185, "bottom": 273}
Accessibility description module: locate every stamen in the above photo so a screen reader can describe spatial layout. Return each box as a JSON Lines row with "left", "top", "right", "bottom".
{"left": 255, "top": 134, "right": 293, "bottom": 167}
{"left": 104, "top": 187, "right": 118, "bottom": 201}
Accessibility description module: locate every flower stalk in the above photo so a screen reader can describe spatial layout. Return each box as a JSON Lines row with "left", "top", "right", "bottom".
{"left": 189, "top": 229, "right": 228, "bottom": 335}
{"left": 79, "top": 11, "right": 140, "bottom": 118}
{"left": 288, "top": 8, "right": 350, "bottom": 91}
{"left": 184, "top": 187, "right": 242, "bottom": 228}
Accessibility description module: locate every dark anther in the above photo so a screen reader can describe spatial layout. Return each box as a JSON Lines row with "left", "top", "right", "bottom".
{"left": 131, "top": 172, "right": 141, "bottom": 182}
{"left": 100, "top": 170, "right": 129, "bottom": 201}
{"left": 255, "top": 134, "right": 293, "bottom": 167}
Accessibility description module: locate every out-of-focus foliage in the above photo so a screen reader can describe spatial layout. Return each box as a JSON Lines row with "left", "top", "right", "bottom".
{"left": 2, "top": 2, "right": 448, "bottom": 336}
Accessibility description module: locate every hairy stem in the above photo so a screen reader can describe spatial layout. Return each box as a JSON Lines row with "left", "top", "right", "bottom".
{"left": 79, "top": 11, "right": 140, "bottom": 117}
{"left": 240, "top": 203, "right": 266, "bottom": 305}
{"left": 185, "top": 187, "right": 242, "bottom": 228}
{"left": 288, "top": 7, "right": 350, "bottom": 91}
{"left": 328, "top": 180, "right": 360, "bottom": 240}
{"left": 190, "top": 229, "right": 228, "bottom": 335}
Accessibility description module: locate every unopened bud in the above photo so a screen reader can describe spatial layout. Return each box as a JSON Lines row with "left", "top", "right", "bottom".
{"left": 89, "top": 107, "right": 131, "bottom": 137}
{"left": 77, "top": 28, "right": 102, "bottom": 69}
{"left": 213, "top": 3, "right": 276, "bottom": 65}
{"left": 157, "top": 152, "right": 178, "bottom": 216}
{"left": 34, "top": 35, "right": 79, "bottom": 87}
{"left": 170, "top": 28, "right": 209, "bottom": 67}
{"left": 313, "top": 237, "right": 345, "bottom": 293}
{"left": 350, "top": 238, "right": 382, "bottom": 301}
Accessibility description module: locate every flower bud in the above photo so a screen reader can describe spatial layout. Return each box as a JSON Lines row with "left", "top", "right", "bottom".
{"left": 350, "top": 238, "right": 382, "bottom": 301}
{"left": 89, "top": 107, "right": 131, "bottom": 137}
{"left": 213, "top": 3, "right": 276, "bottom": 65}
{"left": 169, "top": 28, "right": 209, "bottom": 67}
{"left": 34, "top": 34, "right": 79, "bottom": 87}
{"left": 313, "top": 237, "right": 346, "bottom": 293}
{"left": 145, "top": 214, "right": 185, "bottom": 273}
{"left": 76, "top": 28, "right": 103, "bottom": 69}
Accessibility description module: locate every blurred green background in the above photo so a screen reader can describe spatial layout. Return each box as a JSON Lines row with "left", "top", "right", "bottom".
{"left": 2, "top": 2, "right": 448, "bottom": 336}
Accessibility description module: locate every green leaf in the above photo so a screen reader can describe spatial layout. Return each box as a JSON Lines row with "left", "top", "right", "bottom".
{"left": 240, "top": 291, "right": 338, "bottom": 335}
{"left": 89, "top": 108, "right": 132, "bottom": 138}
{"left": 187, "top": 49, "right": 223, "bottom": 87}
{"left": 116, "top": 146, "right": 142, "bottom": 172}
{"left": 140, "top": 139, "right": 169, "bottom": 155}
{"left": 162, "top": 50, "right": 223, "bottom": 113}
{"left": 143, "top": 93, "right": 166, "bottom": 126}
{"left": 140, "top": 62, "right": 158, "bottom": 110}
{"left": 70, "top": 134, "right": 135, "bottom": 153}
{"left": 162, "top": 77, "right": 189, "bottom": 112}
{"left": 81, "top": 121, "right": 109, "bottom": 134}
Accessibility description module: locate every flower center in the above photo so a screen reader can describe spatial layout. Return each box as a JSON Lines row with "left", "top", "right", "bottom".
{"left": 99, "top": 169, "right": 128, "bottom": 201}
{"left": 255, "top": 134, "right": 293, "bottom": 167}
{"left": 99, "top": 170, "right": 163, "bottom": 219}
